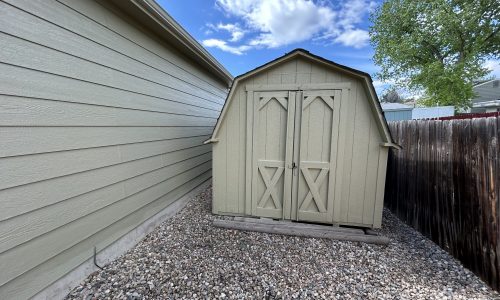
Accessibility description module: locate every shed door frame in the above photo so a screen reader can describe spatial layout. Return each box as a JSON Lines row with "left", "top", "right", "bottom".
{"left": 246, "top": 83, "right": 350, "bottom": 222}
{"left": 292, "top": 90, "right": 342, "bottom": 223}
{"left": 247, "top": 90, "right": 296, "bottom": 218}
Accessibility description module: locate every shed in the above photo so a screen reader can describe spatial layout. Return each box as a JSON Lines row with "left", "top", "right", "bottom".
{"left": 207, "top": 49, "right": 398, "bottom": 228}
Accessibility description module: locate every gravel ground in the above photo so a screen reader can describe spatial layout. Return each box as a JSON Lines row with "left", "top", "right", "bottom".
{"left": 67, "top": 186, "right": 499, "bottom": 300}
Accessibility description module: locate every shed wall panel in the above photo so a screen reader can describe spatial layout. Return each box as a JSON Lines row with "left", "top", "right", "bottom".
{"left": 212, "top": 123, "right": 228, "bottom": 214}
{"left": 0, "top": 0, "right": 226, "bottom": 298}
{"left": 348, "top": 83, "right": 372, "bottom": 224}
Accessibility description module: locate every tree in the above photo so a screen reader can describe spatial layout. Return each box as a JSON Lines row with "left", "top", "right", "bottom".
{"left": 381, "top": 88, "right": 403, "bottom": 103}
{"left": 370, "top": 0, "right": 500, "bottom": 110}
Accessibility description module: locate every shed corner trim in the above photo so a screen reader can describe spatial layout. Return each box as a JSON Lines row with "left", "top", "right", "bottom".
{"left": 204, "top": 138, "right": 219, "bottom": 144}
{"left": 380, "top": 142, "right": 402, "bottom": 150}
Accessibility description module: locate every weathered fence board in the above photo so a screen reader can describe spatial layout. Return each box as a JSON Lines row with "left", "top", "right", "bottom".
{"left": 385, "top": 117, "right": 499, "bottom": 291}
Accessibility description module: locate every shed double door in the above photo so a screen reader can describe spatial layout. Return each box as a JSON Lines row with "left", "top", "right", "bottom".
{"left": 249, "top": 89, "right": 341, "bottom": 224}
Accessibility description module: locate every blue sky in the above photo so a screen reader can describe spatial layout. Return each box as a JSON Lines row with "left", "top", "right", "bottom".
{"left": 159, "top": 0, "right": 499, "bottom": 95}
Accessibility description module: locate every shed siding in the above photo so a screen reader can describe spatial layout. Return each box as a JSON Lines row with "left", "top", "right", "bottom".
{"left": 213, "top": 57, "right": 386, "bottom": 227}
{"left": 0, "top": 0, "right": 226, "bottom": 298}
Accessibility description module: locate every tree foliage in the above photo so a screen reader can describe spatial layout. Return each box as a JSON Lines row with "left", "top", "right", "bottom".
{"left": 370, "top": 0, "right": 500, "bottom": 109}
{"left": 381, "top": 88, "right": 403, "bottom": 103}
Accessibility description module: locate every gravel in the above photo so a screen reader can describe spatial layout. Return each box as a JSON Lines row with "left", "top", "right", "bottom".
{"left": 66, "top": 186, "right": 499, "bottom": 299}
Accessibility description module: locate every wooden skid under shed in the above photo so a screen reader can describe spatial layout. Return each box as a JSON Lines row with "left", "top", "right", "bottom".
{"left": 213, "top": 217, "right": 390, "bottom": 245}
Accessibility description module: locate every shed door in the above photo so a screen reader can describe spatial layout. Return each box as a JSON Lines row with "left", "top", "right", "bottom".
{"left": 293, "top": 90, "right": 340, "bottom": 223}
{"left": 251, "top": 91, "right": 296, "bottom": 219}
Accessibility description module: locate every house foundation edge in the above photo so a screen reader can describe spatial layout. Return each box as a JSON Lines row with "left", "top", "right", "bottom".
{"left": 32, "top": 179, "right": 212, "bottom": 300}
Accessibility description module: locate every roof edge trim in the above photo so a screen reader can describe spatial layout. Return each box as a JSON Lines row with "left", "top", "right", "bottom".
{"left": 117, "top": 0, "right": 233, "bottom": 85}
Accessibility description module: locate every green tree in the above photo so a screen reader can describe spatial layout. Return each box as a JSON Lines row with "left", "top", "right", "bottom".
{"left": 370, "top": 0, "right": 499, "bottom": 110}
{"left": 381, "top": 88, "right": 403, "bottom": 103}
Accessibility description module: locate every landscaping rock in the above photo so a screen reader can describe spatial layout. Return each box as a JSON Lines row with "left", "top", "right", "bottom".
{"left": 66, "top": 186, "right": 499, "bottom": 299}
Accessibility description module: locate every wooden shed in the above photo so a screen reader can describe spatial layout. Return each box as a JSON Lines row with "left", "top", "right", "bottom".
{"left": 207, "top": 49, "right": 399, "bottom": 229}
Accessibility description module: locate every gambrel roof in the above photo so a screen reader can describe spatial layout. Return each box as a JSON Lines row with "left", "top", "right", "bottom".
{"left": 207, "top": 49, "right": 398, "bottom": 148}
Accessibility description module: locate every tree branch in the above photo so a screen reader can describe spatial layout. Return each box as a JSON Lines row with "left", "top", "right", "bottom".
{"left": 422, "top": 40, "right": 445, "bottom": 64}
{"left": 483, "top": 26, "right": 500, "bottom": 45}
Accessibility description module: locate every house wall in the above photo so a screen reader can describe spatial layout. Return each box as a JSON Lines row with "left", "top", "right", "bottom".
{"left": 473, "top": 80, "right": 500, "bottom": 104}
{"left": 412, "top": 106, "right": 454, "bottom": 119}
{"left": 384, "top": 110, "right": 413, "bottom": 121}
{"left": 471, "top": 80, "right": 500, "bottom": 113}
{"left": 0, "top": 0, "right": 227, "bottom": 298}
{"left": 213, "top": 56, "right": 388, "bottom": 228}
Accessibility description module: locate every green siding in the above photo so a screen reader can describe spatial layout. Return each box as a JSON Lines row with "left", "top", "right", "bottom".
{"left": 0, "top": 0, "right": 226, "bottom": 298}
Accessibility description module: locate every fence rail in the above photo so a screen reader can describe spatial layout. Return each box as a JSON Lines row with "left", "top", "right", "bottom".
{"left": 385, "top": 116, "right": 500, "bottom": 291}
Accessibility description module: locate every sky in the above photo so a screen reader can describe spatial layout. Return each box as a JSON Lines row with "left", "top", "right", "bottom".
{"left": 159, "top": 0, "right": 500, "bottom": 96}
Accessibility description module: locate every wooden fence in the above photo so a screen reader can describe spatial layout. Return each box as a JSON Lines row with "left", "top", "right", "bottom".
{"left": 384, "top": 116, "right": 500, "bottom": 291}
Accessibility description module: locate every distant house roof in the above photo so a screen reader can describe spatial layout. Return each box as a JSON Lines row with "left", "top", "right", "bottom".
{"left": 474, "top": 79, "right": 499, "bottom": 88}
{"left": 473, "top": 100, "right": 500, "bottom": 108}
{"left": 473, "top": 79, "right": 491, "bottom": 86}
{"left": 381, "top": 102, "right": 413, "bottom": 111}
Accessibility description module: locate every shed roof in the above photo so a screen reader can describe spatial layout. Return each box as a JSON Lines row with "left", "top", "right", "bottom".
{"left": 109, "top": 0, "right": 233, "bottom": 86}
{"left": 207, "top": 49, "right": 397, "bottom": 148}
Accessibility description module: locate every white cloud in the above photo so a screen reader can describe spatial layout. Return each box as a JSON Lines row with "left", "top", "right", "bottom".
{"left": 337, "top": 0, "right": 377, "bottom": 30}
{"left": 372, "top": 80, "right": 386, "bottom": 89}
{"left": 219, "top": 0, "right": 335, "bottom": 48}
{"left": 333, "top": 29, "right": 370, "bottom": 48}
{"left": 372, "top": 78, "right": 423, "bottom": 100}
{"left": 372, "top": 79, "right": 393, "bottom": 96}
{"left": 216, "top": 23, "right": 245, "bottom": 42}
{"left": 201, "top": 38, "right": 251, "bottom": 55}
{"left": 203, "top": 0, "right": 375, "bottom": 54}
{"left": 484, "top": 59, "right": 500, "bottom": 78}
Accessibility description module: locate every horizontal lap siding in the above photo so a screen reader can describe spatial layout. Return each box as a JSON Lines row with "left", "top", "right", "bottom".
{"left": 0, "top": 0, "right": 227, "bottom": 298}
